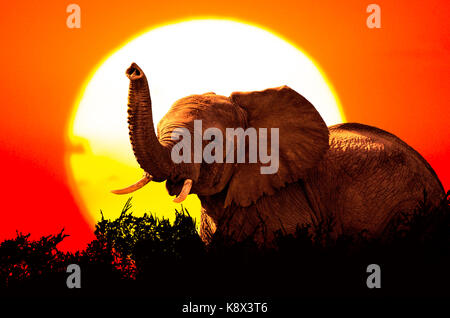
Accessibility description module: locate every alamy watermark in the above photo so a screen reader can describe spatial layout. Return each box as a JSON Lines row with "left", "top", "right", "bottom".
{"left": 366, "top": 4, "right": 381, "bottom": 29}
{"left": 170, "top": 120, "right": 279, "bottom": 175}
{"left": 366, "top": 264, "right": 381, "bottom": 288}
{"left": 66, "top": 264, "right": 81, "bottom": 288}
{"left": 66, "top": 4, "right": 81, "bottom": 29}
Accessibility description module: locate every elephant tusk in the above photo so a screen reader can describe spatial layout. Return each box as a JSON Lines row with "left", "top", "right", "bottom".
{"left": 111, "top": 173, "right": 153, "bottom": 195}
{"left": 173, "top": 179, "right": 193, "bottom": 203}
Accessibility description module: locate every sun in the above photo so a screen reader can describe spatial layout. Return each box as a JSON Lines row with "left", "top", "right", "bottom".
{"left": 67, "top": 18, "right": 345, "bottom": 227}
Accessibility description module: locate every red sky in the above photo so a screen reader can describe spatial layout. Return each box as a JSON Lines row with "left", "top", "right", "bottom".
{"left": 0, "top": 1, "right": 448, "bottom": 250}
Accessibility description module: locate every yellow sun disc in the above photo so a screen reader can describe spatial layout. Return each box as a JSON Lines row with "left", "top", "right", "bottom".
{"left": 66, "top": 19, "right": 345, "bottom": 227}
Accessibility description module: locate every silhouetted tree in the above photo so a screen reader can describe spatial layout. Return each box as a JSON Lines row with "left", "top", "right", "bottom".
{"left": 0, "top": 191, "right": 448, "bottom": 298}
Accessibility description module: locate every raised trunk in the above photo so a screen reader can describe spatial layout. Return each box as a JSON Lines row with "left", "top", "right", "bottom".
{"left": 126, "top": 63, "right": 172, "bottom": 181}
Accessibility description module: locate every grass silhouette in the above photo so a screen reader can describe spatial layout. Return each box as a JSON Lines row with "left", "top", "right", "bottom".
{"left": 0, "top": 191, "right": 449, "bottom": 299}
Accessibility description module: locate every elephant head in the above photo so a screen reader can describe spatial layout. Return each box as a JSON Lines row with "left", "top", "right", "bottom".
{"left": 113, "top": 63, "right": 329, "bottom": 210}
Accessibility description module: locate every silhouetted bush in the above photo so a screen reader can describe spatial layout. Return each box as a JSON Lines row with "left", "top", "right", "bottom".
{"left": 0, "top": 191, "right": 448, "bottom": 299}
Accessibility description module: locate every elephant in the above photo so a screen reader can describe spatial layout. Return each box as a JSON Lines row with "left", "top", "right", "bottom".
{"left": 112, "top": 62, "right": 445, "bottom": 244}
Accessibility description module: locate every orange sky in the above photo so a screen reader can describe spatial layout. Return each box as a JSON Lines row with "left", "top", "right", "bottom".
{"left": 0, "top": 1, "right": 448, "bottom": 250}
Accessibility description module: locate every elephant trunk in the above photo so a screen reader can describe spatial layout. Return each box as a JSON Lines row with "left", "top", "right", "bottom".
{"left": 126, "top": 63, "right": 172, "bottom": 181}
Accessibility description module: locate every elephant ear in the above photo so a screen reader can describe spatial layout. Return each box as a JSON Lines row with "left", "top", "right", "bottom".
{"left": 224, "top": 85, "right": 329, "bottom": 208}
